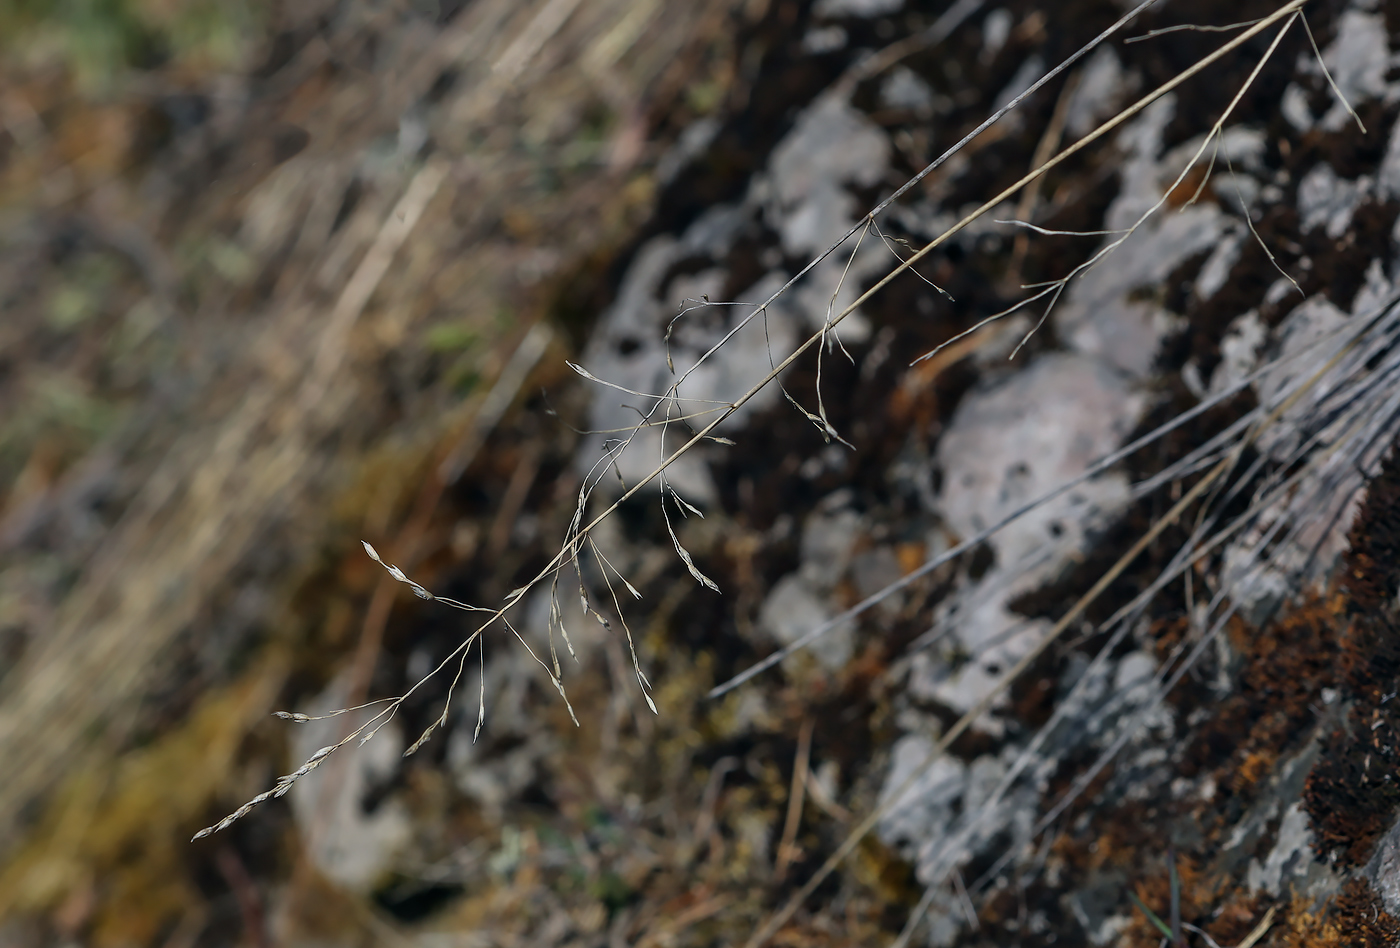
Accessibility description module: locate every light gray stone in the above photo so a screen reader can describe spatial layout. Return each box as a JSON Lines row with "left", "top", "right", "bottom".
{"left": 577, "top": 84, "right": 892, "bottom": 500}
{"left": 1298, "top": 163, "right": 1371, "bottom": 238}
{"left": 878, "top": 734, "right": 968, "bottom": 849}
{"left": 903, "top": 353, "right": 1143, "bottom": 731}
{"left": 1315, "top": 10, "right": 1393, "bottom": 131}
{"left": 759, "top": 573, "right": 854, "bottom": 671}
{"left": 1255, "top": 296, "right": 1352, "bottom": 458}
{"left": 1214, "top": 310, "right": 1267, "bottom": 395}
{"left": 577, "top": 242, "right": 798, "bottom": 502}
{"left": 1223, "top": 284, "right": 1400, "bottom": 605}
{"left": 1194, "top": 227, "right": 1243, "bottom": 302}
{"left": 994, "top": 56, "right": 1044, "bottom": 112}
{"left": 1053, "top": 97, "right": 1228, "bottom": 377}
{"left": 981, "top": 9, "right": 1013, "bottom": 61}
{"left": 1066, "top": 46, "right": 1131, "bottom": 138}
{"left": 1367, "top": 816, "right": 1400, "bottom": 916}
{"left": 881, "top": 66, "right": 935, "bottom": 113}
{"left": 290, "top": 674, "right": 412, "bottom": 893}
{"left": 799, "top": 505, "right": 862, "bottom": 589}
{"left": 936, "top": 352, "right": 1143, "bottom": 568}
{"left": 769, "top": 93, "right": 889, "bottom": 212}
{"left": 1379, "top": 117, "right": 1400, "bottom": 200}
{"left": 1246, "top": 802, "right": 1329, "bottom": 896}
{"left": 851, "top": 546, "right": 903, "bottom": 600}
{"left": 813, "top": 0, "right": 903, "bottom": 17}
{"left": 1057, "top": 205, "right": 1220, "bottom": 377}
{"left": 758, "top": 500, "right": 863, "bottom": 669}
{"left": 802, "top": 25, "right": 848, "bottom": 54}
{"left": 1282, "top": 82, "right": 1315, "bottom": 132}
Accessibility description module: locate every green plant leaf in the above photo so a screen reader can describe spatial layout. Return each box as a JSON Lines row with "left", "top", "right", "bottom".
{"left": 1128, "top": 890, "right": 1174, "bottom": 940}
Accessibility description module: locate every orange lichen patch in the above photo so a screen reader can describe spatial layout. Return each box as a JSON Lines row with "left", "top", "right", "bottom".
{"left": 1011, "top": 668, "right": 1057, "bottom": 729}
{"left": 1149, "top": 615, "right": 1190, "bottom": 662}
{"left": 1165, "top": 164, "right": 1214, "bottom": 209}
{"left": 1233, "top": 750, "right": 1277, "bottom": 795}
{"left": 1273, "top": 879, "right": 1400, "bottom": 948}
{"left": 1039, "top": 766, "right": 1124, "bottom": 875}
{"left": 1030, "top": 454, "right": 1400, "bottom": 948}
{"left": 1178, "top": 600, "right": 1341, "bottom": 808}
{"left": 884, "top": 321, "right": 1002, "bottom": 430}
{"left": 1050, "top": 811, "right": 1277, "bottom": 948}
{"left": 894, "top": 541, "right": 926, "bottom": 577}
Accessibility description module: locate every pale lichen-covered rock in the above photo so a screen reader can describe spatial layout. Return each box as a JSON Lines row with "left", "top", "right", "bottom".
{"left": 290, "top": 675, "right": 412, "bottom": 894}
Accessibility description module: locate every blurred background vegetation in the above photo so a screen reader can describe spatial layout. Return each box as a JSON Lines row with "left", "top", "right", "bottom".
{"left": 0, "top": 0, "right": 787, "bottom": 944}
{"left": 0, "top": 0, "right": 259, "bottom": 89}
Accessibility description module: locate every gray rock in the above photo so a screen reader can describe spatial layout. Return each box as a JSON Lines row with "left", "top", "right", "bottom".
{"left": 851, "top": 545, "right": 904, "bottom": 602}
{"left": 1194, "top": 227, "right": 1244, "bottom": 302}
{"left": 577, "top": 236, "right": 798, "bottom": 503}
{"left": 1315, "top": 10, "right": 1393, "bottom": 131}
{"left": 1367, "top": 815, "right": 1400, "bottom": 916}
{"left": 759, "top": 501, "right": 862, "bottom": 669}
{"left": 813, "top": 0, "right": 903, "bottom": 17}
{"left": 1220, "top": 741, "right": 1346, "bottom": 901}
{"left": 576, "top": 88, "right": 891, "bottom": 499}
{"left": 1254, "top": 296, "right": 1353, "bottom": 459}
{"left": 290, "top": 675, "right": 412, "bottom": 893}
{"left": 1298, "top": 163, "right": 1371, "bottom": 238}
{"left": 1209, "top": 309, "right": 1267, "bottom": 397}
{"left": 1056, "top": 203, "right": 1220, "bottom": 377}
{"left": 1221, "top": 283, "right": 1400, "bottom": 607}
{"left": 1104, "top": 94, "right": 1175, "bottom": 229}
{"left": 1379, "top": 117, "right": 1400, "bottom": 200}
{"left": 802, "top": 25, "right": 848, "bottom": 54}
{"left": 881, "top": 67, "right": 935, "bottom": 114}
{"left": 936, "top": 352, "right": 1143, "bottom": 569}
{"left": 981, "top": 9, "right": 1013, "bottom": 62}
{"left": 899, "top": 352, "right": 1142, "bottom": 733}
{"left": 1212, "top": 172, "right": 1261, "bottom": 214}
{"left": 769, "top": 93, "right": 889, "bottom": 215}
{"left": 781, "top": 242, "right": 879, "bottom": 344}
{"left": 1282, "top": 82, "right": 1315, "bottom": 132}
{"left": 993, "top": 56, "right": 1044, "bottom": 112}
{"left": 1066, "top": 46, "right": 1132, "bottom": 139}
{"left": 759, "top": 573, "right": 855, "bottom": 670}
{"left": 1246, "top": 801, "right": 1337, "bottom": 898}
{"left": 799, "top": 505, "right": 862, "bottom": 589}
{"left": 1053, "top": 97, "right": 1227, "bottom": 377}
{"left": 1281, "top": 9, "right": 1396, "bottom": 132}
{"left": 878, "top": 734, "right": 968, "bottom": 850}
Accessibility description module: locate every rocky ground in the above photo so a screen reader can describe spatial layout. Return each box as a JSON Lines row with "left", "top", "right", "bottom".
{"left": 4, "top": 1, "right": 1400, "bottom": 946}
